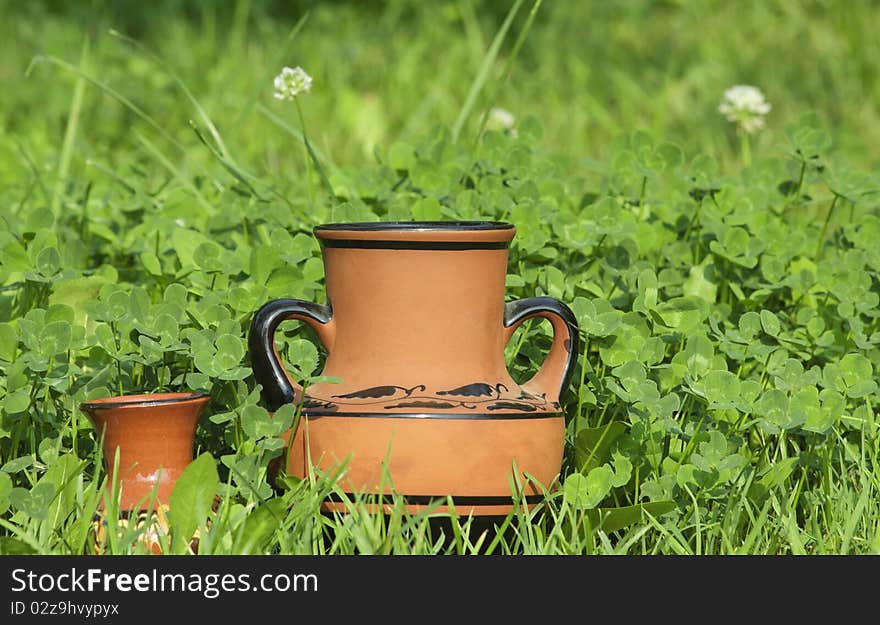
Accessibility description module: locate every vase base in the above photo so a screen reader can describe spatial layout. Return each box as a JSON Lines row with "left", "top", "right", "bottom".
{"left": 319, "top": 491, "right": 548, "bottom": 516}
{"left": 285, "top": 414, "right": 564, "bottom": 515}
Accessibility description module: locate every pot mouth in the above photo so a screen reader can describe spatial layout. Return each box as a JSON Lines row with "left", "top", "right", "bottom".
{"left": 314, "top": 221, "right": 516, "bottom": 248}
{"left": 315, "top": 221, "right": 513, "bottom": 233}
{"left": 80, "top": 392, "right": 210, "bottom": 411}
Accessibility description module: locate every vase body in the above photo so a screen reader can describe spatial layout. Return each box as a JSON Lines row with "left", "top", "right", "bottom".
{"left": 249, "top": 222, "right": 579, "bottom": 515}
{"left": 80, "top": 392, "right": 210, "bottom": 511}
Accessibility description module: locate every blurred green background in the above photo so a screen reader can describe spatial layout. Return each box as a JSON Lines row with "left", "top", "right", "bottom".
{"left": 2, "top": 0, "right": 880, "bottom": 555}
{"left": 2, "top": 0, "right": 879, "bottom": 193}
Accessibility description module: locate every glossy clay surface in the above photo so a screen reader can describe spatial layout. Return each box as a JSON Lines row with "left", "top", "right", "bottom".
{"left": 81, "top": 393, "right": 210, "bottom": 510}
{"left": 250, "top": 222, "right": 579, "bottom": 514}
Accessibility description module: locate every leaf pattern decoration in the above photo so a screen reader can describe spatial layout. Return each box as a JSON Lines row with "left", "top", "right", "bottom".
{"left": 333, "top": 384, "right": 425, "bottom": 399}
{"left": 517, "top": 390, "right": 542, "bottom": 401}
{"left": 436, "top": 382, "right": 508, "bottom": 397}
{"left": 385, "top": 401, "right": 459, "bottom": 410}
{"left": 302, "top": 398, "right": 339, "bottom": 411}
{"left": 486, "top": 401, "right": 538, "bottom": 412}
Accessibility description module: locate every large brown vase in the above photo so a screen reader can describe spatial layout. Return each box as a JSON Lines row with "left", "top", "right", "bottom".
{"left": 80, "top": 392, "right": 210, "bottom": 511}
{"left": 249, "top": 222, "right": 579, "bottom": 515}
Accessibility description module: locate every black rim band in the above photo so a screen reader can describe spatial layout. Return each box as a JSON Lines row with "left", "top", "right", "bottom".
{"left": 319, "top": 239, "right": 510, "bottom": 250}
{"left": 315, "top": 221, "right": 513, "bottom": 232}
{"left": 300, "top": 411, "right": 563, "bottom": 419}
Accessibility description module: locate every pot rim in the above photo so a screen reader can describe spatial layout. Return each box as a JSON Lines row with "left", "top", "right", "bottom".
{"left": 79, "top": 392, "right": 210, "bottom": 411}
{"left": 314, "top": 220, "right": 514, "bottom": 233}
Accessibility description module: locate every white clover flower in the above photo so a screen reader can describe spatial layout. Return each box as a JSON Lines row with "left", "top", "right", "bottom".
{"left": 273, "top": 66, "right": 313, "bottom": 101}
{"left": 718, "top": 85, "right": 771, "bottom": 134}
{"left": 488, "top": 107, "right": 516, "bottom": 130}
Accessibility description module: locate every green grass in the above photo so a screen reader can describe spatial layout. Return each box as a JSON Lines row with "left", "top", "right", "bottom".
{"left": 1, "top": 0, "right": 880, "bottom": 555}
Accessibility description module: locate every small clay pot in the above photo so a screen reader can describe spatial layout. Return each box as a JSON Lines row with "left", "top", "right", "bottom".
{"left": 80, "top": 392, "right": 210, "bottom": 511}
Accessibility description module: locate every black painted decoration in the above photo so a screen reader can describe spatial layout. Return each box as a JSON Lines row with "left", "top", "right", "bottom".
{"left": 385, "top": 401, "right": 460, "bottom": 410}
{"left": 319, "top": 239, "right": 509, "bottom": 251}
{"left": 486, "top": 401, "right": 538, "bottom": 412}
{"left": 436, "top": 382, "right": 508, "bottom": 397}
{"left": 301, "top": 380, "right": 552, "bottom": 413}
{"left": 301, "top": 398, "right": 339, "bottom": 411}
{"left": 516, "top": 390, "right": 542, "bottom": 401}
{"left": 333, "top": 384, "right": 426, "bottom": 399}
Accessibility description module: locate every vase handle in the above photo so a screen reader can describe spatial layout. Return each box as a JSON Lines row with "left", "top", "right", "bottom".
{"left": 503, "top": 297, "right": 579, "bottom": 404}
{"left": 248, "top": 299, "right": 335, "bottom": 411}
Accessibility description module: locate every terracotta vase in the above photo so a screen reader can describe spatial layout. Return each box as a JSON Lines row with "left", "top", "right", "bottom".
{"left": 249, "top": 221, "right": 579, "bottom": 515}
{"left": 80, "top": 392, "right": 210, "bottom": 511}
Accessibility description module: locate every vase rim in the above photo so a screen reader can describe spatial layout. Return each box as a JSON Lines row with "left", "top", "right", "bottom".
{"left": 314, "top": 220, "right": 513, "bottom": 233}
{"left": 80, "top": 392, "right": 210, "bottom": 411}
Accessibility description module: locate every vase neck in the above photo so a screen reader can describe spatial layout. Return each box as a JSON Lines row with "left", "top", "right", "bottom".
{"left": 319, "top": 246, "right": 511, "bottom": 384}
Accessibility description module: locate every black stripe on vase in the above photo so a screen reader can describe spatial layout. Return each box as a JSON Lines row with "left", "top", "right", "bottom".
{"left": 325, "top": 492, "right": 546, "bottom": 506}
{"left": 319, "top": 239, "right": 510, "bottom": 251}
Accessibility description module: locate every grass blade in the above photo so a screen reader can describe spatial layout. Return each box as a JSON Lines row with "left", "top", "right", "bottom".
{"left": 451, "top": 0, "right": 524, "bottom": 141}
{"left": 472, "top": 0, "right": 543, "bottom": 146}
{"left": 27, "top": 55, "right": 184, "bottom": 152}
{"left": 256, "top": 103, "right": 344, "bottom": 182}
{"left": 189, "top": 121, "right": 264, "bottom": 199}
{"left": 108, "top": 28, "right": 232, "bottom": 161}
{"left": 135, "top": 130, "right": 214, "bottom": 214}
{"left": 51, "top": 37, "right": 89, "bottom": 216}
